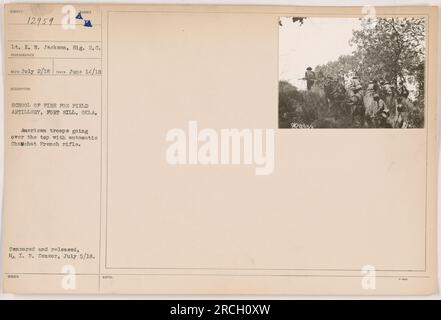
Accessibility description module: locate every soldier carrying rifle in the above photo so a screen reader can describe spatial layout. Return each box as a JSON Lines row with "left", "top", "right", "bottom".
{"left": 304, "top": 67, "right": 316, "bottom": 91}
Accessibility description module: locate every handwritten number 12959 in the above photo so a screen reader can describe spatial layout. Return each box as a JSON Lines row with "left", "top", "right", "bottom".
{"left": 27, "top": 16, "right": 54, "bottom": 26}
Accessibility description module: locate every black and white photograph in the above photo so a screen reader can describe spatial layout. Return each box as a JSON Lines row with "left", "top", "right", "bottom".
{"left": 279, "top": 16, "right": 426, "bottom": 129}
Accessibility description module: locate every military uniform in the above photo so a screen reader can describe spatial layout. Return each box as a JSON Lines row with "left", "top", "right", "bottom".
{"left": 393, "top": 100, "right": 408, "bottom": 128}
{"left": 305, "top": 69, "right": 316, "bottom": 91}
{"left": 349, "top": 87, "right": 365, "bottom": 128}
{"left": 329, "top": 81, "right": 347, "bottom": 118}
{"left": 373, "top": 98, "right": 390, "bottom": 128}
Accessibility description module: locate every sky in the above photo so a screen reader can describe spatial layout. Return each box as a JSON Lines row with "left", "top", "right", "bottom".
{"left": 279, "top": 17, "right": 362, "bottom": 90}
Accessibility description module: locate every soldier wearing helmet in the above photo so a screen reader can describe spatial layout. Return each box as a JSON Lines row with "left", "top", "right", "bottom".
{"left": 304, "top": 67, "right": 316, "bottom": 91}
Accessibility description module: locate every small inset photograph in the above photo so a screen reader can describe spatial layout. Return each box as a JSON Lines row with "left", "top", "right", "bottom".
{"left": 278, "top": 16, "right": 426, "bottom": 128}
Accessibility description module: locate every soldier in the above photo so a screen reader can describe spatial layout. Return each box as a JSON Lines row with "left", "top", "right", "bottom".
{"left": 389, "top": 84, "right": 396, "bottom": 96}
{"left": 381, "top": 81, "right": 396, "bottom": 114}
{"left": 373, "top": 79, "right": 380, "bottom": 92}
{"left": 337, "top": 70, "right": 345, "bottom": 85}
{"left": 378, "top": 80, "right": 387, "bottom": 100}
{"left": 393, "top": 97, "right": 408, "bottom": 128}
{"left": 366, "top": 80, "right": 376, "bottom": 94}
{"left": 396, "top": 80, "right": 411, "bottom": 118}
{"left": 396, "top": 81, "right": 409, "bottom": 99}
{"left": 316, "top": 70, "right": 325, "bottom": 81}
{"left": 304, "top": 67, "right": 316, "bottom": 91}
{"left": 364, "top": 85, "right": 376, "bottom": 127}
{"left": 323, "top": 76, "right": 334, "bottom": 102}
{"left": 364, "top": 80, "right": 377, "bottom": 127}
{"left": 349, "top": 84, "right": 365, "bottom": 128}
{"left": 346, "top": 75, "right": 360, "bottom": 98}
{"left": 373, "top": 93, "right": 386, "bottom": 113}
{"left": 376, "top": 107, "right": 392, "bottom": 128}
{"left": 328, "top": 77, "right": 347, "bottom": 118}
{"left": 372, "top": 94, "right": 390, "bottom": 128}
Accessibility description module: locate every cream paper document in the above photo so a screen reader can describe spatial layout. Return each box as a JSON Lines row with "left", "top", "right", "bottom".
{"left": 1, "top": 4, "right": 438, "bottom": 294}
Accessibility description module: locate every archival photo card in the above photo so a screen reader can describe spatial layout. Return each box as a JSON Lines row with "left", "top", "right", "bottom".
{"left": 1, "top": 4, "right": 438, "bottom": 295}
